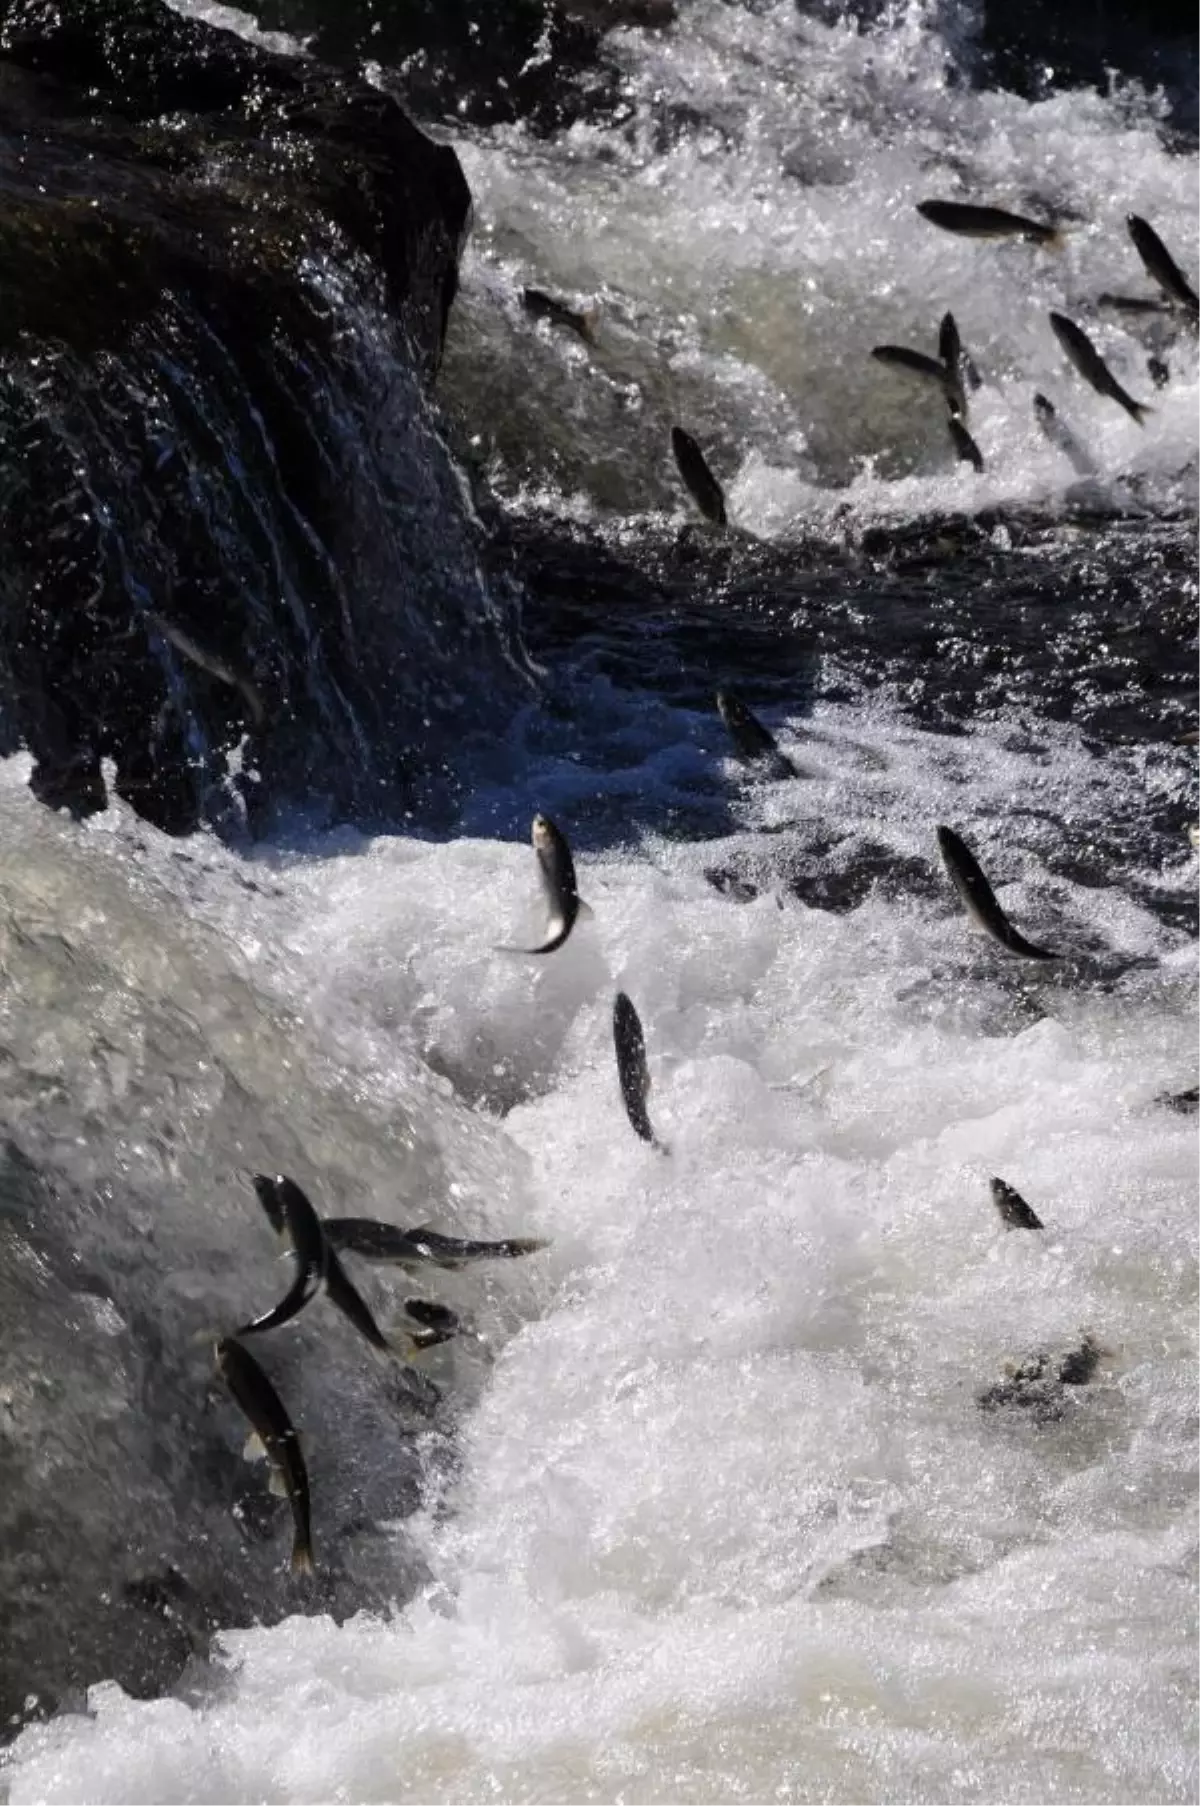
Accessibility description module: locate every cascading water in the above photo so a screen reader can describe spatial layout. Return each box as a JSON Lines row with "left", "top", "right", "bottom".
{"left": 0, "top": 0, "right": 1195, "bottom": 1801}
{"left": 439, "top": 0, "right": 1197, "bottom": 522}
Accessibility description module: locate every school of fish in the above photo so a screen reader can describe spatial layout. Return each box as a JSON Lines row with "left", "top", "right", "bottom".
{"left": 195, "top": 202, "right": 1194, "bottom": 1584}
{"left": 521, "top": 203, "right": 1195, "bottom": 512}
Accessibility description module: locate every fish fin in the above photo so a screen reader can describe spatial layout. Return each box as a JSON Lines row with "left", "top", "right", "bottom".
{"left": 242, "top": 1432, "right": 267, "bottom": 1462}
{"left": 291, "top": 1543, "right": 315, "bottom": 1577}
{"left": 268, "top": 1467, "right": 289, "bottom": 1498}
{"left": 576, "top": 898, "right": 594, "bottom": 921}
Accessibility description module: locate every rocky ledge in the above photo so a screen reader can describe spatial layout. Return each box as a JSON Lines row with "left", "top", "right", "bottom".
{"left": 0, "top": 0, "right": 528, "bottom": 836}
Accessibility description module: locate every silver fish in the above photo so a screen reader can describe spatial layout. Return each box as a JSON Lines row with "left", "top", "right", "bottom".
{"left": 323, "top": 1247, "right": 393, "bottom": 1354}
{"left": 214, "top": 1337, "right": 314, "bottom": 1575}
{"left": 498, "top": 813, "right": 591, "bottom": 955}
{"left": 252, "top": 1174, "right": 392, "bottom": 1354}
{"left": 671, "top": 425, "right": 727, "bottom": 527}
{"left": 917, "top": 200, "right": 1063, "bottom": 248}
{"left": 324, "top": 1218, "right": 550, "bottom": 1271}
{"left": 238, "top": 1174, "right": 327, "bottom": 1338}
{"left": 1126, "top": 215, "right": 1199, "bottom": 317}
{"left": 145, "top": 611, "right": 265, "bottom": 727}
{"left": 715, "top": 689, "right": 797, "bottom": 779}
{"left": 1033, "top": 393, "right": 1097, "bottom": 478}
{"left": 938, "top": 310, "right": 982, "bottom": 407}
{"left": 613, "top": 991, "right": 664, "bottom": 1149}
{"left": 1096, "top": 293, "right": 1171, "bottom": 317}
{"left": 1048, "top": 312, "right": 1150, "bottom": 426}
{"left": 990, "top": 1176, "right": 1045, "bottom": 1231}
{"left": 522, "top": 287, "right": 598, "bottom": 345}
{"left": 936, "top": 825, "right": 1060, "bottom": 960}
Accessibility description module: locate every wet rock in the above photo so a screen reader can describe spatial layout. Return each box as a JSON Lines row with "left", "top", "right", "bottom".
{"left": 0, "top": 809, "right": 524, "bottom": 1734}
{"left": 0, "top": 0, "right": 528, "bottom": 835}
{"left": 976, "top": 1334, "right": 1105, "bottom": 1424}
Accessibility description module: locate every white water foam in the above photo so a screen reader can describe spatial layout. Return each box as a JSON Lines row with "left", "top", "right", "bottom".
{"left": 2, "top": 682, "right": 1195, "bottom": 1803}
{"left": 442, "top": 0, "right": 1199, "bottom": 527}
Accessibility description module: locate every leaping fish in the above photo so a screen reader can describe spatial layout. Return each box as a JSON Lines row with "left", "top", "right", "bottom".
{"left": 936, "top": 825, "right": 1060, "bottom": 961}
{"left": 496, "top": 813, "right": 592, "bottom": 956}
{"left": 715, "top": 689, "right": 798, "bottom": 780}
{"left": 251, "top": 1174, "right": 392, "bottom": 1354}
{"left": 671, "top": 425, "right": 728, "bottom": 527}
{"left": 1096, "top": 293, "right": 1171, "bottom": 318}
{"left": 1033, "top": 393, "right": 1097, "bottom": 478}
{"left": 1125, "top": 215, "right": 1199, "bottom": 318}
{"left": 1048, "top": 312, "right": 1150, "bottom": 426}
{"left": 324, "top": 1218, "right": 550, "bottom": 1271}
{"left": 237, "top": 1174, "right": 328, "bottom": 1338}
{"left": 916, "top": 200, "right": 1064, "bottom": 248}
{"left": 938, "top": 311, "right": 982, "bottom": 404}
{"left": 215, "top": 1336, "right": 314, "bottom": 1575}
{"left": 145, "top": 611, "right": 266, "bottom": 727}
{"left": 521, "top": 287, "right": 598, "bottom": 345}
{"left": 613, "top": 991, "right": 666, "bottom": 1149}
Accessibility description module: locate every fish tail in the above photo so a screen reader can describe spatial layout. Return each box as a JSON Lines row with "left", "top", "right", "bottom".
{"left": 291, "top": 1540, "right": 316, "bottom": 1578}
{"left": 1041, "top": 229, "right": 1067, "bottom": 251}
{"left": 502, "top": 1237, "right": 552, "bottom": 1257}
{"left": 579, "top": 306, "right": 601, "bottom": 345}
{"left": 1129, "top": 401, "right": 1152, "bottom": 426}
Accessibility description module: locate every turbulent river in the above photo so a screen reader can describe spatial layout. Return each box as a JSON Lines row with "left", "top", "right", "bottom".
{"left": 2, "top": 0, "right": 1197, "bottom": 1801}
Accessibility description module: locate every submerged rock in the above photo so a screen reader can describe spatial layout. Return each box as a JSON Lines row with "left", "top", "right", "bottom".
{"left": 976, "top": 1334, "right": 1105, "bottom": 1425}
{"left": 0, "top": 0, "right": 530, "bottom": 836}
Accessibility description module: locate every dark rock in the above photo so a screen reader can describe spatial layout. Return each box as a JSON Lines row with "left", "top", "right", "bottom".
{"left": 976, "top": 1334, "right": 1105, "bottom": 1423}
{"left": 0, "top": 0, "right": 529, "bottom": 835}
